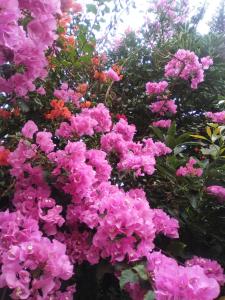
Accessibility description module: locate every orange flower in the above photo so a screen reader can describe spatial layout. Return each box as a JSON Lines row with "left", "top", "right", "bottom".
{"left": 0, "top": 147, "right": 10, "bottom": 166}
{"left": 112, "top": 64, "right": 122, "bottom": 74}
{"left": 91, "top": 57, "right": 100, "bottom": 66}
{"left": 45, "top": 99, "right": 71, "bottom": 120}
{"left": 66, "top": 36, "right": 75, "bottom": 46}
{"left": 94, "top": 70, "right": 107, "bottom": 83}
{"left": 80, "top": 101, "right": 92, "bottom": 108}
{"left": 11, "top": 107, "right": 20, "bottom": 117}
{"left": 77, "top": 83, "right": 88, "bottom": 95}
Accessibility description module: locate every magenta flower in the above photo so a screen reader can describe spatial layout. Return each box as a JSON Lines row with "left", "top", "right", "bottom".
{"left": 106, "top": 68, "right": 121, "bottom": 81}
{"left": 22, "top": 120, "right": 38, "bottom": 139}
{"left": 206, "top": 185, "right": 225, "bottom": 202}
{"left": 152, "top": 119, "right": 172, "bottom": 128}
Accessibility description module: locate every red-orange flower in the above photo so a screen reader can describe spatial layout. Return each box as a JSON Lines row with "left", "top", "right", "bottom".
{"left": 91, "top": 56, "right": 100, "bottom": 66}
{"left": 45, "top": 99, "right": 71, "bottom": 120}
{"left": 0, "top": 147, "right": 10, "bottom": 166}
{"left": 0, "top": 109, "right": 11, "bottom": 119}
{"left": 94, "top": 70, "right": 107, "bottom": 83}
{"left": 112, "top": 64, "right": 123, "bottom": 80}
{"left": 80, "top": 101, "right": 92, "bottom": 108}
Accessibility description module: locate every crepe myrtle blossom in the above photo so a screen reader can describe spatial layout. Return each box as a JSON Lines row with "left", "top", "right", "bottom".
{"left": 205, "top": 111, "right": 225, "bottom": 124}
{"left": 176, "top": 157, "right": 203, "bottom": 177}
{"left": 186, "top": 256, "right": 225, "bottom": 286}
{"left": 21, "top": 120, "right": 38, "bottom": 139}
{"left": 106, "top": 68, "right": 121, "bottom": 81}
{"left": 147, "top": 251, "right": 220, "bottom": 300}
{"left": 165, "top": 49, "right": 213, "bottom": 89}
{"left": 150, "top": 100, "right": 177, "bottom": 115}
{"left": 152, "top": 119, "right": 172, "bottom": 128}
{"left": 206, "top": 185, "right": 225, "bottom": 202}
{"left": 0, "top": 0, "right": 65, "bottom": 96}
{"left": 146, "top": 81, "right": 168, "bottom": 95}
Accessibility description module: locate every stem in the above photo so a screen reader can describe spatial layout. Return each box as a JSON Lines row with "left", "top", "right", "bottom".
{"left": 105, "top": 81, "right": 114, "bottom": 105}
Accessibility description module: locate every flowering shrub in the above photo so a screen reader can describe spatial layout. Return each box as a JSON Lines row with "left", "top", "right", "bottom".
{"left": 0, "top": 0, "right": 225, "bottom": 299}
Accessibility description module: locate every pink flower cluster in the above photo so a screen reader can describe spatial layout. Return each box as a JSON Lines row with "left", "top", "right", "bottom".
{"left": 152, "top": 119, "right": 171, "bottom": 128}
{"left": 146, "top": 81, "right": 168, "bottom": 95}
{"left": 54, "top": 82, "right": 82, "bottom": 107}
{"left": 206, "top": 185, "right": 225, "bottom": 202}
{"left": 0, "top": 211, "right": 73, "bottom": 299}
{"left": 0, "top": 0, "right": 62, "bottom": 96}
{"left": 165, "top": 49, "right": 213, "bottom": 89}
{"left": 60, "top": 0, "right": 82, "bottom": 12}
{"left": 176, "top": 158, "right": 203, "bottom": 177}
{"left": 2, "top": 102, "right": 224, "bottom": 299}
{"left": 147, "top": 252, "right": 221, "bottom": 300}
{"left": 101, "top": 118, "right": 171, "bottom": 176}
{"left": 152, "top": 0, "right": 189, "bottom": 25}
{"left": 145, "top": 80, "right": 176, "bottom": 129}
{"left": 205, "top": 111, "right": 225, "bottom": 124}
{"left": 150, "top": 99, "right": 177, "bottom": 115}
{"left": 65, "top": 184, "right": 179, "bottom": 265}
{"left": 106, "top": 68, "right": 121, "bottom": 81}
{"left": 186, "top": 256, "right": 225, "bottom": 286}
{"left": 56, "top": 103, "right": 112, "bottom": 137}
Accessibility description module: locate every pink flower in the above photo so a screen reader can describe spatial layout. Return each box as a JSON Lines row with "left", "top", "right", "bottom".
{"left": 152, "top": 119, "right": 172, "bottom": 128}
{"left": 176, "top": 158, "right": 203, "bottom": 177}
{"left": 186, "top": 256, "right": 225, "bottom": 286}
{"left": 150, "top": 100, "right": 177, "bottom": 115}
{"left": 206, "top": 185, "right": 225, "bottom": 202}
{"left": 36, "top": 131, "right": 55, "bottom": 153}
{"left": 146, "top": 81, "right": 168, "bottom": 95}
{"left": 205, "top": 111, "right": 225, "bottom": 124}
{"left": 106, "top": 68, "right": 121, "bottom": 81}
{"left": 165, "top": 49, "right": 212, "bottom": 89}
{"left": 147, "top": 252, "right": 220, "bottom": 300}
{"left": 36, "top": 86, "right": 46, "bottom": 95}
{"left": 152, "top": 209, "right": 179, "bottom": 238}
{"left": 201, "top": 56, "right": 213, "bottom": 70}
{"left": 22, "top": 120, "right": 38, "bottom": 139}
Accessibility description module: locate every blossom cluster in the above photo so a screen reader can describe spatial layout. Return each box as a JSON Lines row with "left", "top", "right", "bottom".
{"left": 0, "top": 211, "right": 73, "bottom": 299}
{"left": 205, "top": 111, "right": 225, "bottom": 124}
{"left": 0, "top": 0, "right": 63, "bottom": 96}
{"left": 56, "top": 103, "right": 112, "bottom": 137}
{"left": 176, "top": 157, "right": 203, "bottom": 177}
{"left": 147, "top": 252, "right": 221, "bottom": 300}
{"left": 150, "top": 99, "right": 177, "bottom": 115}
{"left": 165, "top": 49, "right": 213, "bottom": 89}
{"left": 206, "top": 185, "right": 225, "bottom": 202}
{"left": 0, "top": 107, "right": 185, "bottom": 298}
{"left": 53, "top": 82, "right": 84, "bottom": 107}
{"left": 1, "top": 104, "right": 224, "bottom": 299}
{"left": 146, "top": 81, "right": 176, "bottom": 129}
{"left": 101, "top": 118, "right": 172, "bottom": 176}
{"left": 146, "top": 81, "right": 168, "bottom": 95}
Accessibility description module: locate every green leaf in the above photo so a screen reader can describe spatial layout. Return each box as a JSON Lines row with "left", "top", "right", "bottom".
{"left": 149, "top": 126, "right": 163, "bottom": 140}
{"left": 119, "top": 269, "right": 139, "bottom": 289}
{"left": 144, "top": 291, "right": 155, "bottom": 300}
{"left": 206, "top": 126, "right": 212, "bottom": 137}
{"left": 190, "top": 134, "right": 209, "bottom": 141}
{"left": 132, "top": 264, "right": 148, "bottom": 280}
{"left": 86, "top": 4, "right": 97, "bottom": 14}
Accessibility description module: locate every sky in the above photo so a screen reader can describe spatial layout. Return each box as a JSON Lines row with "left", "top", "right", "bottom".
{"left": 114, "top": 0, "right": 221, "bottom": 35}
{"left": 83, "top": 0, "right": 222, "bottom": 35}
